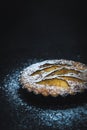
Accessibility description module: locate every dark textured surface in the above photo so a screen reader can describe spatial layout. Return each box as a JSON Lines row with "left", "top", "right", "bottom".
{"left": 0, "top": 54, "right": 87, "bottom": 130}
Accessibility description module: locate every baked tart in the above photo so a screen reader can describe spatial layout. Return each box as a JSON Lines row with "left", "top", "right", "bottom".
{"left": 19, "top": 59, "right": 87, "bottom": 97}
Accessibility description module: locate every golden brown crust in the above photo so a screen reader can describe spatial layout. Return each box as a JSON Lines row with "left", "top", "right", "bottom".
{"left": 19, "top": 59, "right": 87, "bottom": 97}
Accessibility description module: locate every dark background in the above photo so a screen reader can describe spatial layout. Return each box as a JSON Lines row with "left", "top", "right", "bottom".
{"left": 0, "top": 1, "right": 87, "bottom": 130}
{"left": 0, "top": 1, "right": 87, "bottom": 61}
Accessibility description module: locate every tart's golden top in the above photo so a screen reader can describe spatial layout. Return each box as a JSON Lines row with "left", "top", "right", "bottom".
{"left": 36, "top": 78, "right": 70, "bottom": 89}
{"left": 20, "top": 59, "right": 87, "bottom": 96}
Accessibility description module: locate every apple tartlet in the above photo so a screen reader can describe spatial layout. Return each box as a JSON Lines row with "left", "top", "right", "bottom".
{"left": 19, "top": 59, "right": 87, "bottom": 97}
